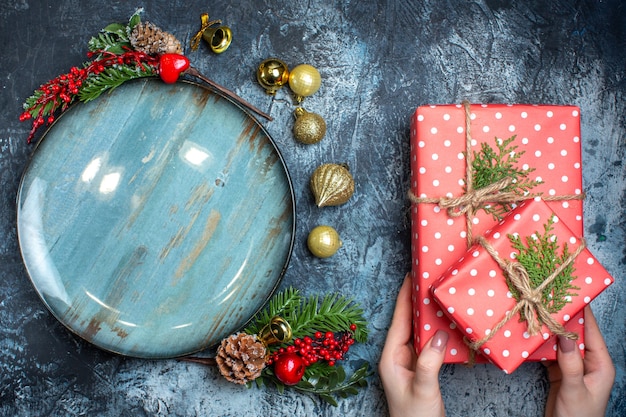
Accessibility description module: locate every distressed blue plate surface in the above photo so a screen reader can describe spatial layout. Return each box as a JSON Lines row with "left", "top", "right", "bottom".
{"left": 17, "top": 79, "right": 294, "bottom": 358}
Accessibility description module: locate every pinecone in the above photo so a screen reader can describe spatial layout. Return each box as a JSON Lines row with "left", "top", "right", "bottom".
{"left": 129, "top": 21, "right": 182, "bottom": 55}
{"left": 216, "top": 333, "right": 267, "bottom": 384}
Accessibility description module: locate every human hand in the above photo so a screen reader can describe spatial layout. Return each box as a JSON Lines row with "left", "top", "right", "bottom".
{"left": 379, "top": 273, "right": 447, "bottom": 417}
{"left": 544, "top": 306, "right": 615, "bottom": 417}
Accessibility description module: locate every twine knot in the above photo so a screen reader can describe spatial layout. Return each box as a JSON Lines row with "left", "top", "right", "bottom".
{"left": 438, "top": 177, "right": 516, "bottom": 218}
{"left": 466, "top": 235, "right": 583, "bottom": 354}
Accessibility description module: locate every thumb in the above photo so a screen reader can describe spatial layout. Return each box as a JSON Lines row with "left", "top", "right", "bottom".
{"left": 413, "top": 330, "right": 448, "bottom": 393}
{"left": 556, "top": 335, "right": 585, "bottom": 394}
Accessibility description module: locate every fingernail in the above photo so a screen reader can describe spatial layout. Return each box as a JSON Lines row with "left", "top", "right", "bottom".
{"left": 559, "top": 336, "right": 576, "bottom": 353}
{"left": 431, "top": 330, "right": 449, "bottom": 353}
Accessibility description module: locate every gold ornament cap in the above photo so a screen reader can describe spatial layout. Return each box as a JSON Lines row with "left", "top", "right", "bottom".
{"left": 307, "top": 225, "right": 342, "bottom": 258}
{"left": 293, "top": 107, "right": 326, "bottom": 144}
{"left": 257, "top": 58, "right": 290, "bottom": 95}
{"left": 310, "top": 163, "right": 355, "bottom": 207}
{"left": 288, "top": 64, "right": 321, "bottom": 102}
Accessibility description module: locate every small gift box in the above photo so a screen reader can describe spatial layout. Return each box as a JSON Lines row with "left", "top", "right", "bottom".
{"left": 430, "top": 198, "right": 614, "bottom": 373}
{"left": 410, "top": 102, "right": 585, "bottom": 363}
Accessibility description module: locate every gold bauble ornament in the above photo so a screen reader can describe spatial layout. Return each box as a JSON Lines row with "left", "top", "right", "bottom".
{"left": 293, "top": 107, "right": 326, "bottom": 144}
{"left": 288, "top": 64, "right": 321, "bottom": 103}
{"left": 307, "top": 225, "right": 342, "bottom": 258}
{"left": 257, "top": 58, "right": 290, "bottom": 95}
{"left": 310, "top": 163, "right": 355, "bottom": 207}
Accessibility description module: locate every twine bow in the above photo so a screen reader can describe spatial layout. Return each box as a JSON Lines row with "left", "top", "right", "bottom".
{"left": 466, "top": 235, "right": 583, "bottom": 353}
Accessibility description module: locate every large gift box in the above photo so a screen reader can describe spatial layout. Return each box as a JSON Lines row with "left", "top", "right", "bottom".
{"left": 430, "top": 198, "right": 614, "bottom": 373}
{"left": 410, "top": 103, "right": 585, "bottom": 363}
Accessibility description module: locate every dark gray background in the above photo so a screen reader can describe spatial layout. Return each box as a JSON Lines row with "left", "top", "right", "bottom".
{"left": 1, "top": 1, "right": 624, "bottom": 416}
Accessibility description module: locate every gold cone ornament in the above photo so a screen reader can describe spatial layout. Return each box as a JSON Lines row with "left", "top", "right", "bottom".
{"left": 129, "top": 21, "right": 182, "bottom": 55}
{"left": 293, "top": 107, "right": 326, "bottom": 144}
{"left": 307, "top": 225, "right": 342, "bottom": 258}
{"left": 310, "top": 163, "right": 355, "bottom": 207}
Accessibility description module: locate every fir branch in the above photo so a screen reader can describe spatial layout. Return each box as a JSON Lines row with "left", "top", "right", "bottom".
{"left": 470, "top": 136, "right": 542, "bottom": 218}
{"left": 78, "top": 64, "right": 156, "bottom": 102}
{"left": 245, "top": 288, "right": 368, "bottom": 343}
{"left": 288, "top": 294, "right": 369, "bottom": 343}
{"left": 244, "top": 287, "right": 302, "bottom": 336}
{"left": 507, "top": 217, "right": 580, "bottom": 317}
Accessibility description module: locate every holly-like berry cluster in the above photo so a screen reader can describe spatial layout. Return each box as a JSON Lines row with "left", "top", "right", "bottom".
{"left": 20, "top": 49, "right": 161, "bottom": 143}
{"left": 267, "top": 324, "right": 357, "bottom": 385}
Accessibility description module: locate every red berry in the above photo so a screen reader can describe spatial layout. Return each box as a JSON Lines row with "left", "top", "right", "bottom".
{"left": 159, "top": 53, "right": 190, "bottom": 84}
{"left": 273, "top": 353, "right": 306, "bottom": 386}
{"left": 350, "top": 324, "right": 357, "bottom": 331}
{"left": 315, "top": 331, "right": 323, "bottom": 339}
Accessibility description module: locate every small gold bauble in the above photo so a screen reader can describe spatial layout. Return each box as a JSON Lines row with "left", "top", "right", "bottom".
{"left": 310, "top": 163, "right": 355, "bottom": 207}
{"left": 257, "top": 58, "right": 290, "bottom": 95}
{"left": 293, "top": 107, "right": 326, "bottom": 144}
{"left": 288, "top": 64, "right": 321, "bottom": 102}
{"left": 307, "top": 225, "right": 342, "bottom": 258}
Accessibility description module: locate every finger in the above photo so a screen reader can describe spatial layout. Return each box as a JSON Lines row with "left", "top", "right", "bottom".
{"left": 582, "top": 306, "right": 608, "bottom": 352}
{"left": 379, "top": 274, "right": 416, "bottom": 384}
{"left": 413, "top": 330, "right": 448, "bottom": 392}
{"left": 581, "top": 306, "right": 615, "bottom": 383}
{"left": 556, "top": 334, "right": 586, "bottom": 396}
{"left": 384, "top": 273, "right": 414, "bottom": 348}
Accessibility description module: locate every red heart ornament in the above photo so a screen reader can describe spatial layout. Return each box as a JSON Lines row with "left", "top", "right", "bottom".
{"left": 159, "top": 54, "right": 190, "bottom": 84}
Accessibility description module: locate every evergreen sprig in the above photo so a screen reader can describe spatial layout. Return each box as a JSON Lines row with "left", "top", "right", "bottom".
{"left": 244, "top": 287, "right": 303, "bottom": 336}
{"left": 507, "top": 217, "right": 580, "bottom": 317}
{"left": 244, "top": 287, "right": 371, "bottom": 406}
{"left": 87, "top": 9, "right": 142, "bottom": 55}
{"left": 245, "top": 288, "right": 368, "bottom": 343}
{"left": 78, "top": 64, "right": 156, "bottom": 102}
{"left": 288, "top": 293, "right": 369, "bottom": 343}
{"left": 471, "top": 135, "right": 542, "bottom": 218}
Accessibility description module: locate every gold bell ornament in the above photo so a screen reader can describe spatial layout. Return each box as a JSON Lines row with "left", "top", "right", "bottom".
{"left": 190, "top": 13, "right": 232, "bottom": 54}
{"left": 288, "top": 64, "right": 321, "bottom": 103}
{"left": 293, "top": 107, "right": 326, "bottom": 144}
{"left": 310, "top": 163, "right": 355, "bottom": 207}
{"left": 307, "top": 225, "right": 342, "bottom": 258}
{"left": 257, "top": 58, "right": 290, "bottom": 95}
{"left": 258, "top": 316, "right": 293, "bottom": 346}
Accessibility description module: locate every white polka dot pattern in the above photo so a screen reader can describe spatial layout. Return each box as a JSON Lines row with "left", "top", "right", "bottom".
{"left": 410, "top": 104, "right": 586, "bottom": 365}
{"left": 430, "top": 199, "right": 614, "bottom": 373}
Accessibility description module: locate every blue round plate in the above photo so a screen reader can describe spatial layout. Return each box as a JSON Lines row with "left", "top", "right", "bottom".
{"left": 17, "top": 79, "right": 295, "bottom": 358}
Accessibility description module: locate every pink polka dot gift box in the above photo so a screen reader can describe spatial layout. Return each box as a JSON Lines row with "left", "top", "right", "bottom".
{"left": 430, "top": 198, "right": 614, "bottom": 373}
{"left": 409, "top": 102, "right": 586, "bottom": 364}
